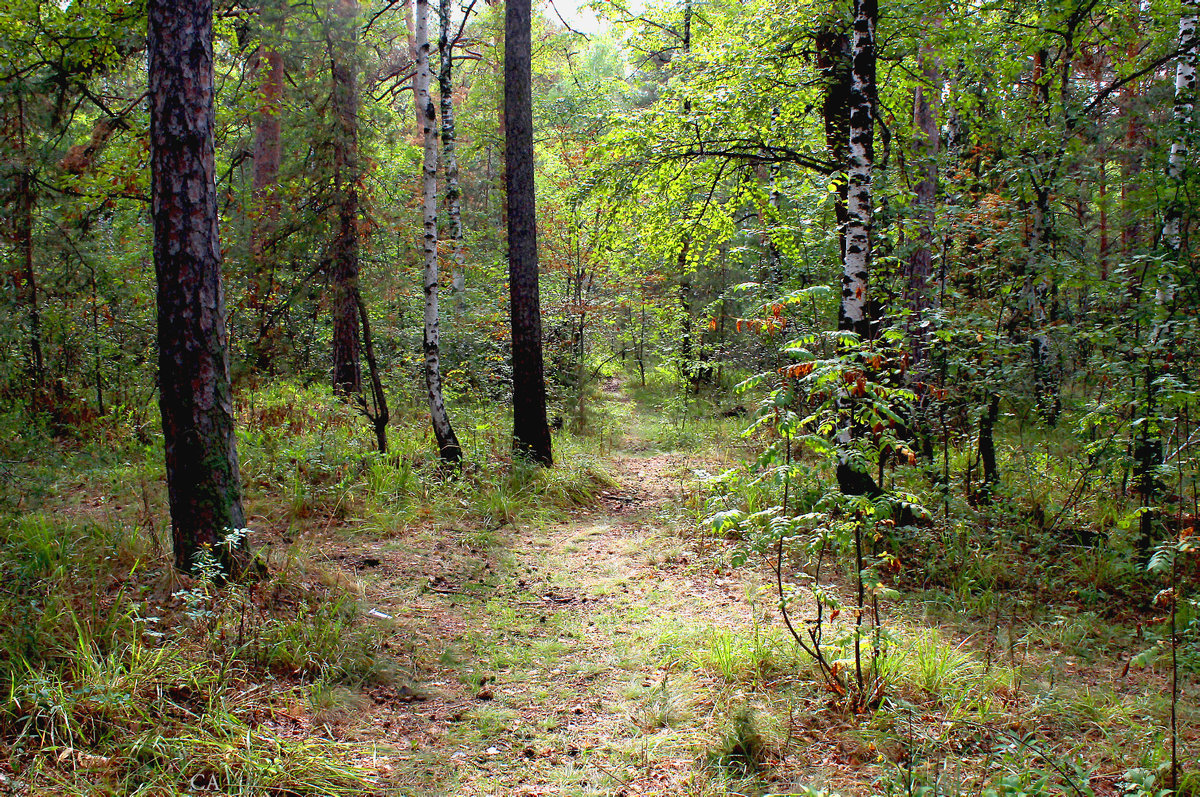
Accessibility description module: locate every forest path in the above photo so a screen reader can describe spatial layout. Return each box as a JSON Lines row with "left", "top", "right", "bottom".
{"left": 326, "top": 388, "right": 764, "bottom": 796}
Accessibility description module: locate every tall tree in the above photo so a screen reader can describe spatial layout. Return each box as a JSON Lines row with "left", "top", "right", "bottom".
{"left": 149, "top": 0, "right": 249, "bottom": 575}
{"left": 417, "top": 0, "right": 463, "bottom": 463}
{"left": 438, "top": 0, "right": 468, "bottom": 304}
{"left": 1137, "top": 0, "right": 1197, "bottom": 547}
{"left": 835, "top": 0, "right": 881, "bottom": 499}
{"left": 505, "top": 0, "right": 552, "bottom": 465}
{"left": 328, "top": 0, "right": 363, "bottom": 397}
{"left": 325, "top": 0, "right": 389, "bottom": 452}
{"left": 12, "top": 99, "right": 44, "bottom": 389}
{"left": 906, "top": 41, "right": 938, "bottom": 363}
{"left": 816, "top": 27, "right": 852, "bottom": 266}
{"left": 247, "top": 1, "right": 287, "bottom": 370}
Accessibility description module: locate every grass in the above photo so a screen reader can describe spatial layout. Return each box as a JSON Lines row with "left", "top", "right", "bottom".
{"left": 0, "top": 509, "right": 388, "bottom": 794}
{"left": 2, "top": 372, "right": 1198, "bottom": 796}
{"left": 0, "top": 382, "right": 619, "bottom": 794}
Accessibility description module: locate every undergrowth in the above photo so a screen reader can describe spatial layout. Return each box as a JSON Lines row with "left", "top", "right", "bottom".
{"left": 0, "top": 382, "right": 613, "bottom": 795}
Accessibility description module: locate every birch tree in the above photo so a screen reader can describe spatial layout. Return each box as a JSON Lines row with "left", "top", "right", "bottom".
{"left": 417, "top": 0, "right": 463, "bottom": 463}
{"left": 439, "top": 0, "right": 468, "bottom": 305}
{"left": 835, "top": 0, "right": 882, "bottom": 499}
{"left": 1137, "top": 0, "right": 1197, "bottom": 547}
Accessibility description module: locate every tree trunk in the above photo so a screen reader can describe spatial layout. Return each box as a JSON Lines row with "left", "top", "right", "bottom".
{"left": 329, "top": 0, "right": 362, "bottom": 397}
{"left": 505, "top": 0, "right": 552, "bottom": 465}
{"left": 149, "top": 0, "right": 249, "bottom": 576}
{"left": 675, "top": 0, "right": 695, "bottom": 384}
{"left": 977, "top": 390, "right": 1000, "bottom": 502}
{"left": 906, "top": 48, "right": 938, "bottom": 364}
{"left": 816, "top": 28, "right": 852, "bottom": 264}
{"left": 840, "top": 0, "right": 875, "bottom": 341}
{"left": 835, "top": 0, "right": 882, "bottom": 500}
{"left": 417, "top": 0, "right": 462, "bottom": 464}
{"left": 438, "top": 0, "right": 467, "bottom": 306}
{"left": 12, "top": 93, "right": 44, "bottom": 388}
{"left": 15, "top": 169, "right": 44, "bottom": 388}
{"left": 248, "top": 3, "right": 286, "bottom": 370}
{"left": 1139, "top": 0, "right": 1197, "bottom": 548}
{"left": 357, "top": 294, "right": 390, "bottom": 453}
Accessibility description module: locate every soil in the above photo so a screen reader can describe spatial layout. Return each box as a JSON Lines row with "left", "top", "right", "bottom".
{"left": 313, "top": 436, "right": 772, "bottom": 795}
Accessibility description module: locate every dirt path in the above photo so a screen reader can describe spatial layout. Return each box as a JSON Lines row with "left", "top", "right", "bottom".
{"left": 319, "top": 422, "right": 763, "bottom": 795}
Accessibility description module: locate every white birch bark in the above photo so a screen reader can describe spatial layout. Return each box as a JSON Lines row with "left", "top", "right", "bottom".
{"left": 840, "top": 0, "right": 876, "bottom": 339}
{"left": 1161, "top": 0, "right": 1197, "bottom": 272}
{"left": 1136, "top": 0, "right": 1194, "bottom": 546}
{"left": 835, "top": 0, "right": 883, "bottom": 499}
{"left": 438, "top": 0, "right": 466, "bottom": 305}
{"left": 417, "top": 0, "right": 461, "bottom": 462}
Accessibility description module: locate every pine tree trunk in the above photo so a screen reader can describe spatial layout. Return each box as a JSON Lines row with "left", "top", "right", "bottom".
{"left": 906, "top": 49, "right": 938, "bottom": 363}
{"left": 505, "top": 0, "right": 552, "bottom": 465}
{"left": 248, "top": 3, "right": 286, "bottom": 370}
{"left": 12, "top": 93, "right": 44, "bottom": 388}
{"left": 329, "top": 0, "right": 362, "bottom": 396}
{"left": 978, "top": 390, "right": 1000, "bottom": 502}
{"left": 438, "top": 0, "right": 466, "bottom": 306}
{"left": 676, "top": 0, "right": 695, "bottom": 383}
{"left": 417, "top": 0, "right": 462, "bottom": 463}
{"left": 149, "top": 0, "right": 249, "bottom": 576}
{"left": 15, "top": 170, "right": 44, "bottom": 388}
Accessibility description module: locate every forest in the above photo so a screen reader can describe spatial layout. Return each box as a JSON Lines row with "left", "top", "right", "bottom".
{"left": 0, "top": 0, "right": 1197, "bottom": 793}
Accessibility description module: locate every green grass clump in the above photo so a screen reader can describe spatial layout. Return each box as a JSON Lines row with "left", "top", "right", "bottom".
{"left": 0, "top": 512, "right": 383, "bottom": 795}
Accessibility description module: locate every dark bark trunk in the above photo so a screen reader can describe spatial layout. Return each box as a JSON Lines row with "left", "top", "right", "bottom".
{"left": 15, "top": 170, "right": 44, "bottom": 387}
{"left": 248, "top": 4, "right": 286, "bottom": 370}
{"left": 677, "top": 237, "right": 692, "bottom": 374}
{"left": 149, "top": 0, "right": 249, "bottom": 576}
{"left": 505, "top": 0, "right": 551, "bottom": 465}
{"left": 977, "top": 390, "right": 1000, "bottom": 502}
{"left": 675, "top": 0, "right": 695, "bottom": 385}
{"left": 816, "top": 28, "right": 852, "bottom": 265}
{"left": 329, "top": 0, "right": 362, "bottom": 397}
{"left": 906, "top": 52, "right": 938, "bottom": 364}
{"left": 356, "top": 294, "right": 390, "bottom": 454}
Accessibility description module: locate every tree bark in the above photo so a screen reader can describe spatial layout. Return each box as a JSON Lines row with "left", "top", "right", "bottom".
{"left": 329, "top": 0, "right": 362, "bottom": 397}
{"left": 12, "top": 93, "right": 44, "bottom": 388}
{"left": 417, "top": 0, "right": 462, "bottom": 463}
{"left": 840, "top": 0, "right": 875, "bottom": 341}
{"left": 676, "top": 0, "right": 695, "bottom": 383}
{"left": 438, "top": 0, "right": 467, "bottom": 305}
{"left": 149, "top": 0, "right": 249, "bottom": 576}
{"left": 15, "top": 170, "right": 44, "bottom": 388}
{"left": 505, "top": 0, "right": 552, "bottom": 465}
{"left": 834, "top": 0, "right": 882, "bottom": 500}
{"left": 977, "top": 390, "right": 1000, "bottom": 502}
{"left": 248, "top": 2, "right": 286, "bottom": 370}
{"left": 816, "top": 28, "right": 852, "bottom": 264}
{"left": 906, "top": 47, "right": 938, "bottom": 363}
{"left": 1139, "top": 0, "right": 1196, "bottom": 548}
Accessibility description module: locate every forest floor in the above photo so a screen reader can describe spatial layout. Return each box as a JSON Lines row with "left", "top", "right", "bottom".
{"left": 6, "top": 379, "right": 1198, "bottom": 796}
{"left": 284, "top": 380, "right": 1198, "bottom": 797}
{"left": 311, "top": 384, "right": 791, "bottom": 795}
